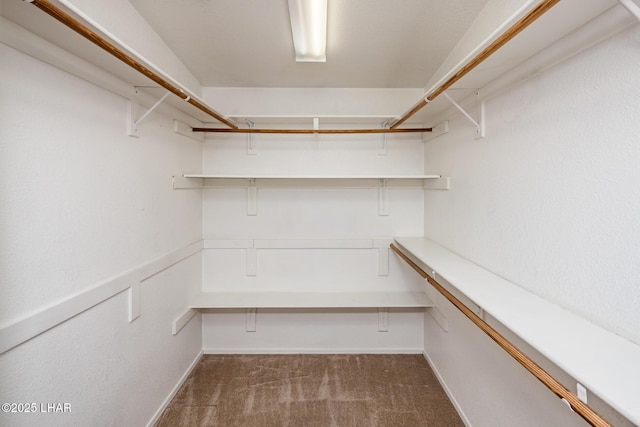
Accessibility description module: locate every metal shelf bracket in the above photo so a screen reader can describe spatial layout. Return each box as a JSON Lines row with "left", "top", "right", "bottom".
{"left": 127, "top": 90, "right": 171, "bottom": 137}
{"left": 378, "top": 120, "right": 392, "bottom": 156}
{"left": 378, "top": 307, "right": 389, "bottom": 332}
{"left": 246, "top": 119, "right": 257, "bottom": 155}
{"left": 443, "top": 91, "right": 485, "bottom": 139}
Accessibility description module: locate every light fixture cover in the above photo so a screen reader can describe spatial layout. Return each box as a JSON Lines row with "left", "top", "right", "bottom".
{"left": 287, "top": 0, "right": 327, "bottom": 62}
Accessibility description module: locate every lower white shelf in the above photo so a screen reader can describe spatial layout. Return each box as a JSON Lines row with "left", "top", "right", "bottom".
{"left": 190, "top": 291, "right": 432, "bottom": 309}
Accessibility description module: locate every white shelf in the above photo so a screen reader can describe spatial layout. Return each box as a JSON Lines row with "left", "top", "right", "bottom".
{"left": 191, "top": 291, "right": 432, "bottom": 309}
{"left": 182, "top": 174, "right": 441, "bottom": 180}
{"left": 173, "top": 174, "right": 449, "bottom": 215}
{"left": 393, "top": 236, "right": 640, "bottom": 425}
{"left": 227, "top": 115, "right": 399, "bottom": 125}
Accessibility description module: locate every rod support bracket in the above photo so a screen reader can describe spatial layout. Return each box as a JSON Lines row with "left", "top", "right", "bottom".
{"left": 378, "top": 120, "right": 391, "bottom": 156}
{"left": 128, "top": 90, "right": 171, "bottom": 137}
{"left": 246, "top": 120, "right": 257, "bottom": 155}
{"left": 442, "top": 90, "right": 485, "bottom": 139}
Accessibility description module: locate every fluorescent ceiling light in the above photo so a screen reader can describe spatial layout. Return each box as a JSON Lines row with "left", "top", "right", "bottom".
{"left": 288, "top": 0, "right": 327, "bottom": 62}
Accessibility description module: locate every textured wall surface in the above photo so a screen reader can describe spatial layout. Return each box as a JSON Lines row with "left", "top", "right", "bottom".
{"left": 422, "top": 21, "right": 640, "bottom": 427}
{"left": 0, "top": 39, "right": 203, "bottom": 426}
{"left": 424, "top": 23, "right": 640, "bottom": 344}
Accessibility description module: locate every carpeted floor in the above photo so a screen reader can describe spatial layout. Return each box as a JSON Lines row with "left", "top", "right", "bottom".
{"left": 156, "top": 354, "right": 464, "bottom": 427}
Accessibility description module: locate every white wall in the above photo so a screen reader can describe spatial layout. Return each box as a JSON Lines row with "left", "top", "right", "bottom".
{"left": 0, "top": 30, "right": 203, "bottom": 427}
{"left": 200, "top": 88, "right": 429, "bottom": 353}
{"left": 422, "top": 21, "right": 640, "bottom": 426}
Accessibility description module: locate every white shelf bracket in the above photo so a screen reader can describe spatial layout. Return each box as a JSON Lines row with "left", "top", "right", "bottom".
{"left": 172, "top": 175, "right": 204, "bottom": 189}
{"left": 246, "top": 308, "right": 257, "bottom": 332}
{"left": 423, "top": 120, "right": 449, "bottom": 142}
{"left": 246, "top": 119, "right": 257, "bottom": 155}
{"left": 247, "top": 179, "right": 258, "bottom": 216}
{"left": 173, "top": 120, "right": 205, "bottom": 142}
{"left": 378, "top": 179, "right": 389, "bottom": 216}
{"left": 172, "top": 308, "right": 198, "bottom": 335}
{"left": 427, "top": 306, "right": 449, "bottom": 332}
{"left": 378, "top": 120, "right": 391, "bottom": 156}
{"left": 128, "top": 281, "right": 141, "bottom": 322}
{"left": 128, "top": 91, "right": 171, "bottom": 137}
{"left": 442, "top": 91, "right": 485, "bottom": 139}
{"left": 423, "top": 176, "right": 450, "bottom": 191}
{"left": 619, "top": 0, "right": 640, "bottom": 22}
{"left": 246, "top": 247, "right": 257, "bottom": 276}
{"left": 378, "top": 308, "right": 389, "bottom": 332}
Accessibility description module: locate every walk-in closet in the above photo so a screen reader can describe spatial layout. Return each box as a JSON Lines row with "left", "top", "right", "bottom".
{"left": 1, "top": 0, "right": 639, "bottom": 426}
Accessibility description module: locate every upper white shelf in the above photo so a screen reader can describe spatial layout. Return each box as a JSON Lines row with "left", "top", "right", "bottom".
{"left": 393, "top": 236, "right": 640, "bottom": 425}
{"left": 227, "top": 115, "right": 399, "bottom": 125}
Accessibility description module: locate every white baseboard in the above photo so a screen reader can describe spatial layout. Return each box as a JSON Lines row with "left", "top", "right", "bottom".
{"left": 146, "top": 350, "right": 204, "bottom": 427}
{"left": 203, "top": 347, "right": 424, "bottom": 354}
{"left": 422, "top": 351, "right": 472, "bottom": 427}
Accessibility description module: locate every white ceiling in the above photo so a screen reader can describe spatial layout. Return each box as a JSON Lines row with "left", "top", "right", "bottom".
{"left": 128, "top": 0, "right": 491, "bottom": 88}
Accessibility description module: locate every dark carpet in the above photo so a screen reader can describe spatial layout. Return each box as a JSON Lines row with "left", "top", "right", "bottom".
{"left": 156, "top": 354, "right": 464, "bottom": 427}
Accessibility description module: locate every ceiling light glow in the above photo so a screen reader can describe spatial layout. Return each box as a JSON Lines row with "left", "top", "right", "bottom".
{"left": 288, "top": 0, "right": 327, "bottom": 62}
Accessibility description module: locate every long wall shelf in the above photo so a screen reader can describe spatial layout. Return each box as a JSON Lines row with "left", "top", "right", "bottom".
{"left": 174, "top": 174, "right": 445, "bottom": 189}
{"left": 393, "top": 237, "right": 640, "bottom": 425}
{"left": 173, "top": 174, "right": 449, "bottom": 216}
{"left": 191, "top": 291, "right": 432, "bottom": 309}
{"left": 182, "top": 174, "right": 440, "bottom": 180}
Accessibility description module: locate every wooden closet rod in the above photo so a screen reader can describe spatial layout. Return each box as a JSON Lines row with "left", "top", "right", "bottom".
{"left": 389, "top": 243, "right": 611, "bottom": 427}
{"left": 390, "top": 0, "right": 561, "bottom": 128}
{"left": 192, "top": 127, "right": 432, "bottom": 134}
{"left": 28, "top": 0, "right": 238, "bottom": 129}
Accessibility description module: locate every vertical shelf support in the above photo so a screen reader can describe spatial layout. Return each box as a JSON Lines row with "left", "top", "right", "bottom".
{"left": 128, "top": 281, "right": 141, "bottom": 322}
{"left": 378, "top": 179, "right": 389, "bottom": 216}
{"left": 246, "top": 247, "right": 257, "bottom": 276}
{"left": 378, "top": 120, "right": 391, "bottom": 156}
{"left": 378, "top": 308, "right": 389, "bottom": 332}
{"left": 427, "top": 306, "right": 449, "bottom": 332}
{"left": 247, "top": 179, "right": 258, "bottom": 216}
{"left": 246, "top": 308, "right": 257, "bottom": 332}
{"left": 442, "top": 91, "right": 485, "bottom": 139}
{"left": 246, "top": 119, "right": 257, "bottom": 155}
